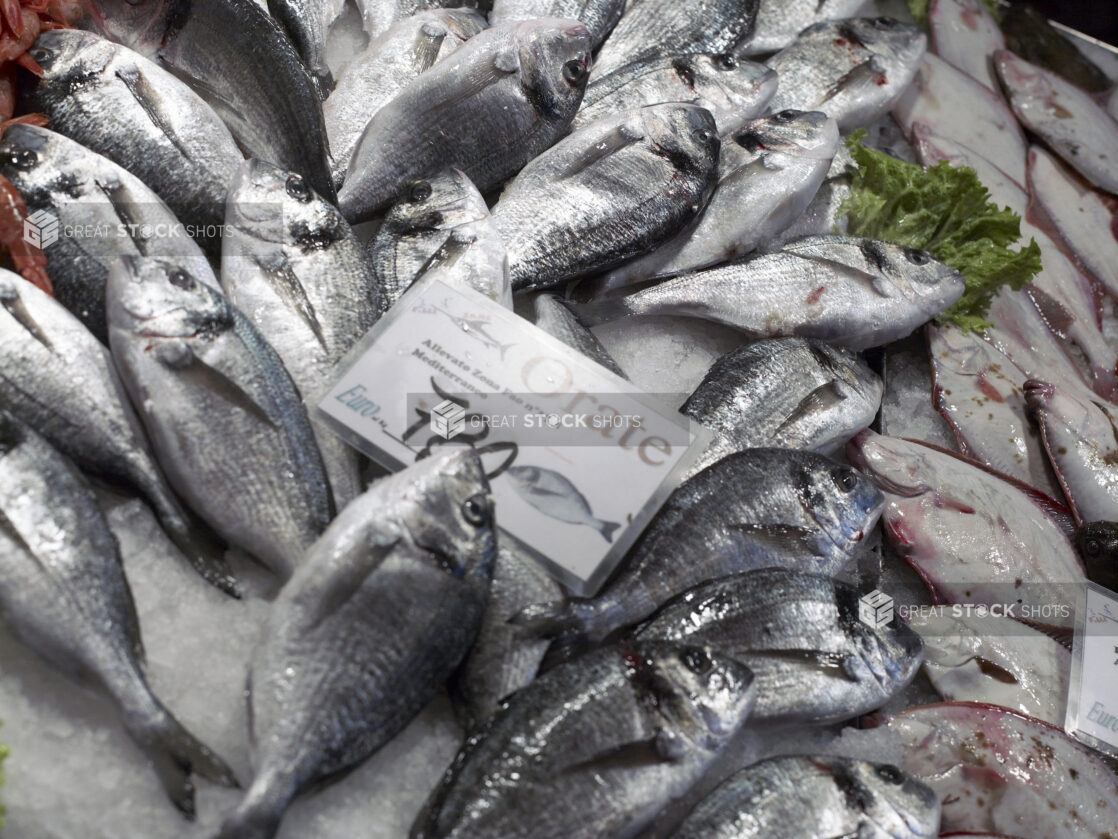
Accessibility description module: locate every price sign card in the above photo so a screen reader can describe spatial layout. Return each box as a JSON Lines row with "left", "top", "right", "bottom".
{"left": 318, "top": 277, "right": 710, "bottom": 596}
{"left": 1066, "top": 582, "right": 1118, "bottom": 759}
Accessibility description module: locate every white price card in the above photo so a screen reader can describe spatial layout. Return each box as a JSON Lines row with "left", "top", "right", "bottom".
{"left": 1066, "top": 582, "right": 1118, "bottom": 759}
{"left": 317, "top": 277, "right": 711, "bottom": 596}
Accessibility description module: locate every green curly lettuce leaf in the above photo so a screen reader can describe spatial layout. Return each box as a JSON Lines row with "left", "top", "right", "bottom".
{"left": 837, "top": 132, "right": 1041, "bottom": 331}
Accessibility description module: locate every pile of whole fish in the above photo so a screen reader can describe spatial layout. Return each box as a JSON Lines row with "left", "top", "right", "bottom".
{"left": 1, "top": 0, "right": 1117, "bottom": 837}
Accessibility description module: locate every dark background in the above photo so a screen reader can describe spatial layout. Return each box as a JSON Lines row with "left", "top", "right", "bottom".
{"left": 1024, "top": 0, "right": 1118, "bottom": 47}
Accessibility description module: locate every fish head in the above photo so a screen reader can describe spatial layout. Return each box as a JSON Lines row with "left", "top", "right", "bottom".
{"left": 839, "top": 586, "right": 925, "bottom": 689}
{"left": 846, "top": 430, "right": 934, "bottom": 499}
{"left": 396, "top": 447, "right": 496, "bottom": 582}
{"left": 82, "top": 0, "right": 170, "bottom": 52}
{"left": 106, "top": 256, "right": 232, "bottom": 341}
{"left": 630, "top": 641, "right": 755, "bottom": 752}
{"left": 838, "top": 17, "right": 927, "bottom": 71}
{"left": 1075, "top": 522, "right": 1118, "bottom": 591}
{"left": 672, "top": 54, "right": 777, "bottom": 121}
{"left": 639, "top": 103, "right": 720, "bottom": 180}
{"left": 514, "top": 18, "right": 592, "bottom": 122}
{"left": 858, "top": 240, "right": 965, "bottom": 315}
{"left": 1023, "top": 379, "right": 1114, "bottom": 445}
{"left": 381, "top": 169, "right": 489, "bottom": 237}
{"left": 796, "top": 453, "right": 884, "bottom": 556}
{"left": 732, "top": 110, "right": 839, "bottom": 163}
{"left": 227, "top": 159, "right": 345, "bottom": 251}
{"left": 24, "top": 29, "right": 108, "bottom": 82}
{"left": 0, "top": 124, "right": 60, "bottom": 193}
{"left": 828, "top": 758, "right": 941, "bottom": 839}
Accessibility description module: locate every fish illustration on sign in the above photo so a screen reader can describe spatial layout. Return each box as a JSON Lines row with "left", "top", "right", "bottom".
{"left": 506, "top": 464, "right": 620, "bottom": 542}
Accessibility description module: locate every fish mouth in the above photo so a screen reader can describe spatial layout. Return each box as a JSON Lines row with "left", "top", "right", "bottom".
{"left": 846, "top": 431, "right": 927, "bottom": 499}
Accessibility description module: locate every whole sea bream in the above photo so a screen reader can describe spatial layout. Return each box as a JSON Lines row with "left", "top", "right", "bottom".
{"left": 324, "top": 9, "right": 488, "bottom": 187}
{"left": 19, "top": 29, "right": 244, "bottom": 251}
{"left": 635, "top": 568, "right": 924, "bottom": 724}
{"left": 575, "top": 237, "right": 966, "bottom": 352}
{"left": 218, "top": 449, "right": 496, "bottom": 839}
{"left": 107, "top": 256, "right": 334, "bottom": 582}
{"left": 0, "top": 411, "right": 238, "bottom": 818}
{"left": 491, "top": 103, "right": 721, "bottom": 292}
{"left": 86, "top": 0, "right": 336, "bottom": 199}
{"left": 597, "top": 109, "right": 839, "bottom": 288}
{"left": 0, "top": 271, "right": 238, "bottom": 596}
{"left": 765, "top": 18, "right": 927, "bottom": 132}
{"left": 338, "top": 18, "right": 592, "bottom": 221}
{"left": 412, "top": 641, "right": 756, "bottom": 839}
{"left": 673, "top": 755, "right": 940, "bottom": 839}
{"left": 592, "top": 0, "right": 760, "bottom": 78}
{"left": 490, "top": 0, "right": 624, "bottom": 50}
{"left": 571, "top": 52, "right": 777, "bottom": 135}
{"left": 0, "top": 124, "right": 215, "bottom": 343}
{"left": 222, "top": 159, "right": 381, "bottom": 509}
{"left": 514, "top": 448, "right": 884, "bottom": 646}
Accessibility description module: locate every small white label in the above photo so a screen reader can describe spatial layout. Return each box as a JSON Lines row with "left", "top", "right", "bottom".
{"left": 1066, "top": 582, "right": 1118, "bottom": 759}
{"left": 317, "top": 278, "right": 709, "bottom": 595}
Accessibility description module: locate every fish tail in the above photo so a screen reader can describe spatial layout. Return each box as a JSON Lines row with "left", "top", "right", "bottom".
{"left": 510, "top": 597, "right": 610, "bottom": 642}
{"left": 596, "top": 518, "right": 621, "bottom": 543}
{"left": 568, "top": 296, "right": 633, "bottom": 327}
{"left": 122, "top": 700, "right": 240, "bottom": 820}
{"left": 152, "top": 496, "right": 241, "bottom": 598}
{"left": 214, "top": 775, "right": 292, "bottom": 839}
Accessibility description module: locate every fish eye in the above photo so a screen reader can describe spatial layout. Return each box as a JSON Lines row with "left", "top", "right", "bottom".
{"left": 693, "top": 128, "right": 715, "bottom": 145}
{"left": 285, "top": 174, "right": 310, "bottom": 202}
{"left": 461, "top": 493, "right": 490, "bottom": 527}
{"left": 875, "top": 764, "right": 904, "bottom": 784}
{"left": 28, "top": 46, "right": 52, "bottom": 64}
{"left": 715, "top": 54, "right": 736, "bottom": 71}
{"left": 6, "top": 148, "right": 37, "bottom": 170}
{"left": 774, "top": 110, "right": 799, "bottom": 122}
{"left": 904, "top": 247, "right": 931, "bottom": 265}
{"left": 1084, "top": 538, "right": 1102, "bottom": 557}
{"left": 408, "top": 180, "right": 432, "bottom": 203}
{"left": 673, "top": 59, "right": 696, "bottom": 88}
{"left": 681, "top": 647, "right": 712, "bottom": 675}
{"left": 832, "top": 467, "right": 859, "bottom": 493}
{"left": 168, "top": 269, "right": 195, "bottom": 290}
{"left": 562, "top": 58, "right": 588, "bottom": 86}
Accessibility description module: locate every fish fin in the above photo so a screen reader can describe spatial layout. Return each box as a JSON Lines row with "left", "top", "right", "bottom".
{"left": 1027, "top": 285, "right": 1076, "bottom": 339}
{"left": 820, "top": 56, "right": 887, "bottom": 105}
{"left": 566, "top": 296, "right": 632, "bottom": 327}
{"left": 0, "top": 287, "right": 54, "bottom": 351}
{"left": 492, "top": 45, "right": 519, "bottom": 75}
{"left": 560, "top": 734, "right": 682, "bottom": 776}
{"left": 154, "top": 340, "right": 279, "bottom": 428}
{"left": 727, "top": 522, "right": 824, "bottom": 556}
{"left": 214, "top": 778, "right": 287, "bottom": 839}
{"left": 773, "top": 381, "right": 847, "bottom": 436}
{"left": 413, "top": 21, "right": 449, "bottom": 71}
{"left": 537, "top": 630, "right": 595, "bottom": 673}
{"left": 113, "top": 65, "right": 193, "bottom": 161}
{"left": 418, "top": 234, "right": 473, "bottom": 277}
{"left": 175, "top": 534, "right": 241, "bottom": 598}
{"left": 301, "top": 539, "right": 399, "bottom": 631}
{"left": 557, "top": 124, "right": 645, "bottom": 180}
{"left": 122, "top": 701, "right": 240, "bottom": 819}
{"left": 784, "top": 246, "right": 895, "bottom": 297}
{"left": 260, "top": 257, "right": 329, "bottom": 353}
{"left": 596, "top": 518, "right": 621, "bottom": 543}
{"left": 744, "top": 648, "right": 861, "bottom": 682}
{"left": 510, "top": 597, "right": 604, "bottom": 640}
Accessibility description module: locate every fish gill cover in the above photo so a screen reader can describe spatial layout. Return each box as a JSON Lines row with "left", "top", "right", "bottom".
{"left": 838, "top": 131, "right": 1042, "bottom": 332}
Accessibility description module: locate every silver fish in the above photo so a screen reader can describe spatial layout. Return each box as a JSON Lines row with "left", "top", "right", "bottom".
{"left": 514, "top": 448, "right": 884, "bottom": 646}
{"left": 766, "top": 18, "right": 926, "bottom": 131}
{"left": 20, "top": 30, "right": 244, "bottom": 251}
{"left": 571, "top": 52, "right": 778, "bottom": 135}
{"left": 267, "top": 0, "right": 346, "bottom": 97}
{"left": 1025, "top": 379, "right": 1118, "bottom": 524}
{"left": 906, "top": 612, "right": 1070, "bottom": 726}
{"left": 737, "top": 0, "right": 867, "bottom": 56}
{"left": 0, "top": 124, "right": 215, "bottom": 343}
{"left": 0, "top": 411, "right": 238, "bottom": 817}
{"left": 493, "top": 103, "right": 721, "bottom": 292}
{"left": 414, "top": 217, "right": 512, "bottom": 307}
{"left": 674, "top": 755, "right": 940, "bottom": 839}
{"left": 506, "top": 464, "right": 621, "bottom": 542}
{"left": 218, "top": 448, "right": 495, "bottom": 839}
{"left": 339, "top": 18, "right": 592, "bottom": 222}
{"left": 107, "top": 256, "right": 334, "bottom": 582}
{"left": 453, "top": 540, "right": 562, "bottom": 729}
{"left": 593, "top": 0, "right": 761, "bottom": 79}
{"left": 412, "top": 641, "right": 756, "bottom": 839}
{"left": 490, "top": 0, "right": 624, "bottom": 50}
{"left": 369, "top": 168, "right": 494, "bottom": 315}
{"left": 598, "top": 109, "right": 838, "bottom": 289}
{"left": 86, "top": 0, "right": 336, "bottom": 200}
{"left": 636, "top": 568, "right": 924, "bottom": 724}
{"left": 354, "top": 0, "right": 479, "bottom": 40}
{"left": 222, "top": 159, "right": 380, "bottom": 509}
{"left": 574, "top": 237, "right": 965, "bottom": 352}
{"left": 532, "top": 293, "right": 627, "bottom": 377}
{"left": 324, "top": 9, "right": 488, "bottom": 187}
{"left": 996, "top": 49, "right": 1118, "bottom": 195}
{"left": 682, "top": 337, "right": 883, "bottom": 474}
{"left": 0, "top": 270, "right": 238, "bottom": 596}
